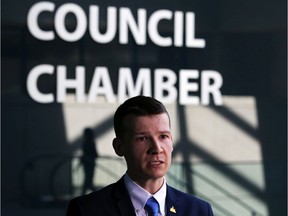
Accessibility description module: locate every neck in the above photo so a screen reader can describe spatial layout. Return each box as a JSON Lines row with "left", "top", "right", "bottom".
{"left": 128, "top": 174, "right": 165, "bottom": 194}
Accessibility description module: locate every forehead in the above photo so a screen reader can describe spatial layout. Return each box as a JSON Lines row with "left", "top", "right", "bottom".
{"left": 123, "top": 113, "right": 170, "bottom": 132}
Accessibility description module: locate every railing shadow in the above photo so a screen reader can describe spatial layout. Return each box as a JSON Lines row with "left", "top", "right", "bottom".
{"left": 172, "top": 103, "right": 266, "bottom": 215}
{"left": 20, "top": 154, "right": 264, "bottom": 215}
{"left": 19, "top": 99, "right": 279, "bottom": 216}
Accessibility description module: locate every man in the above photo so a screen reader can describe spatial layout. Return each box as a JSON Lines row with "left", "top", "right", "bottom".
{"left": 66, "top": 95, "right": 214, "bottom": 216}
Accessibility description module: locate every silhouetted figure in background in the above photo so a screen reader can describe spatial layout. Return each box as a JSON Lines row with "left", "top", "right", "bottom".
{"left": 81, "top": 128, "right": 98, "bottom": 195}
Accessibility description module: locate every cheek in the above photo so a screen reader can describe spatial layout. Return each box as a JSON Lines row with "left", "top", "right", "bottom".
{"left": 170, "top": 143, "right": 174, "bottom": 152}
{"left": 165, "top": 142, "right": 174, "bottom": 152}
{"left": 128, "top": 144, "right": 146, "bottom": 159}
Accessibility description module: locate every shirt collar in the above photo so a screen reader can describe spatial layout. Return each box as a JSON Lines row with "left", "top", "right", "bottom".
{"left": 124, "top": 173, "right": 167, "bottom": 215}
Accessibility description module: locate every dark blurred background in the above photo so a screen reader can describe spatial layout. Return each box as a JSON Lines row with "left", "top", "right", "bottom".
{"left": 2, "top": 0, "right": 286, "bottom": 215}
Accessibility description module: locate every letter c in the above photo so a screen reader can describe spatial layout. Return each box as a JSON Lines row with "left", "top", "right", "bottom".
{"left": 27, "top": 2, "right": 55, "bottom": 40}
{"left": 27, "top": 64, "right": 54, "bottom": 103}
{"left": 148, "top": 10, "right": 173, "bottom": 47}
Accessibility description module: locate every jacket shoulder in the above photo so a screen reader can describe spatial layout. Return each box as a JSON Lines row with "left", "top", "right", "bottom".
{"left": 66, "top": 177, "right": 135, "bottom": 216}
{"left": 66, "top": 182, "right": 119, "bottom": 216}
{"left": 167, "top": 186, "right": 214, "bottom": 215}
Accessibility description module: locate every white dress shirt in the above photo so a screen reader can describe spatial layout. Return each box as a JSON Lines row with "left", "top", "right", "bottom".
{"left": 124, "top": 174, "right": 167, "bottom": 216}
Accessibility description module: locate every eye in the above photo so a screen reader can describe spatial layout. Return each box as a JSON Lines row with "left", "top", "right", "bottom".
{"left": 160, "top": 134, "right": 170, "bottom": 140}
{"left": 135, "top": 136, "right": 147, "bottom": 141}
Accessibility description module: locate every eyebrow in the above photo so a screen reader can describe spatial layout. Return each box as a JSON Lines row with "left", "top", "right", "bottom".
{"left": 132, "top": 130, "right": 171, "bottom": 135}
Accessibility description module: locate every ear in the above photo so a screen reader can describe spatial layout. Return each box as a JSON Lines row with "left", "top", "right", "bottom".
{"left": 113, "top": 137, "right": 124, "bottom": 157}
{"left": 171, "top": 135, "right": 174, "bottom": 152}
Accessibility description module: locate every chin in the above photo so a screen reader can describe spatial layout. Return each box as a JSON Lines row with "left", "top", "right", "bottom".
{"left": 149, "top": 170, "right": 167, "bottom": 179}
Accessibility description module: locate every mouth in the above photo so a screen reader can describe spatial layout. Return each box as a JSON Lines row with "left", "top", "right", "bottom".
{"left": 149, "top": 160, "right": 164, "bottom": 165}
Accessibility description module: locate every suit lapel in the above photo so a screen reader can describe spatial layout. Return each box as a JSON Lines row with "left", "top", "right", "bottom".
{"left": 165, "top": 185, "right": 179, "bottom": 216}
{"left": 113, "top": 176, "right": 137, "bottom": 216}
{"left": 112, "top": 178, "right": 180, "bottom": 216}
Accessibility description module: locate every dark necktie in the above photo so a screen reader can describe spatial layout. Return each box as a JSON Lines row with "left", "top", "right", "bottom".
{"left": 145, "top": 197, "right": 159, "bottom": 216}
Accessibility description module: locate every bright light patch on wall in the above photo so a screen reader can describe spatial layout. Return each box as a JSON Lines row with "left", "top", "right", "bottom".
{"left": 183, "top": 96, "right": 261, "bottom": 163}
{"left": 223, "top": 96, "right": 259, "bottom": 129}
{"left": 61, "top": 94, "right": 118, "bottom": 156}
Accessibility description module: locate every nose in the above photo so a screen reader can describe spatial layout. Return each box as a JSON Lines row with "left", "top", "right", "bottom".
{"left": 148, "top": 138, "right": 163, "bottom": 154}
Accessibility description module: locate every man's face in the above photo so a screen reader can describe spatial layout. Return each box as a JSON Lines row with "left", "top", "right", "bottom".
{"left": 117, "top": 113, "right": 173, "bottom": 184}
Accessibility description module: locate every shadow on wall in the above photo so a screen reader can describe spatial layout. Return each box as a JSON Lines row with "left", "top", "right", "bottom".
{"left": 13, "top": 97, "right": 287, "bottom": 216}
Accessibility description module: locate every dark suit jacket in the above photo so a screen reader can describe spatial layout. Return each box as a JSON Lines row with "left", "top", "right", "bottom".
{"left": 66, "top": 176, "right": 214, "bottom": 216}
